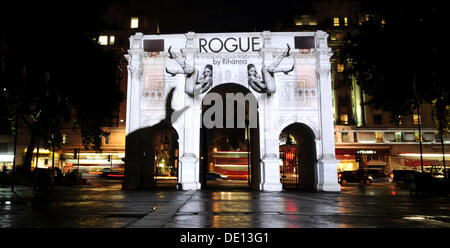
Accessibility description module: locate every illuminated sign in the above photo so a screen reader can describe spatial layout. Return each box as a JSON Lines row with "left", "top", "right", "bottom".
{"left": 357, "top": 150, "right": 377, "bottom": 154}
{"left": 198, "top": 37, "right": 261, "bottom": 53}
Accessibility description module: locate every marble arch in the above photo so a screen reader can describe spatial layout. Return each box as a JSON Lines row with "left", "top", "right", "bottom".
{"left": 124, "top": 31, "right": 340, "bottom": 192}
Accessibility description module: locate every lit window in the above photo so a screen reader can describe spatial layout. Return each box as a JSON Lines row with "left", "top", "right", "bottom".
{"left": 98, "top": 35, "right": 108, "bottom": 45}
{"left": 330, "top": 33, "right": 336, "bottom": 41}
{"left": 131, "top": 17, "right": 139, "bottom": 29}
{"left": 376, "top": 132, "right": 384, "bottom": 143}
{"left": 62, "top": 134, "right": 69, "bottom": 144}
{"left": 333, "top": 17, "right": 340, "bottom": 26}
{"left": 415, "top": 132, "right": 423, "bottom": 142}
{"left": 295, "top": 15, "right": 317, "bottom": 26}
{"left": 295, "top": 16, "right": 304, "bottom": 26}
{"left": 109, "top": 35, "right": 115, "bottom": 45}
{"left": 413, "top": 114, "right": 422, "bottom": 125}
{"left": 342, "top": 132, "right": 349, "bottom": 142}
{"left": 337, "top": 64, "right": 345, "bottom": 72}
{"left": 344, "top": 17, "right": 349, "bottom": 26}
{"left": 340, "top": 114, "right": 349, "bottom": 124}
{"left": 358, "top": 14, "right": 370, "bottom": 25}
{"left": 395, "top": 132, "right": 402, "bottom": 142}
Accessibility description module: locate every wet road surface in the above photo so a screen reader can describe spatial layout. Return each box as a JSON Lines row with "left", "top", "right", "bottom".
{"left": 1, "top": 178, "right": 450, "bottom": 228}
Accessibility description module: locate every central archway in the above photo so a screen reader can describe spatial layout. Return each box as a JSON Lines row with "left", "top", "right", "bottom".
{"left": 200, "top": 83, "right": 260, "bottom": 190}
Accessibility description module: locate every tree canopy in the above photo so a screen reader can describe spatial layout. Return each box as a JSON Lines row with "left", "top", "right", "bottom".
{"left": 0, "top": 1, "right": 124, "bottom": 167}
{"left": 338, "top": 2, "right": 448, "bottom": 131}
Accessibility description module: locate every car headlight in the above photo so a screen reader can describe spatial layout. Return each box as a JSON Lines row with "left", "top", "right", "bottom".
{"left": 368, "top": 176, "right": 373, "bottom": 180}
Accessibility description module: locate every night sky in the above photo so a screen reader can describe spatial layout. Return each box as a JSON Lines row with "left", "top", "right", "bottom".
{"left": 152, "top": 0, "right": 291, "bottom": 33}
{"left": 1, "top": 0, "right": 300, "bottom": 36}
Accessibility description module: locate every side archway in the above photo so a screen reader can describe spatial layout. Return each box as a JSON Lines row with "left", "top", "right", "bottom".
{"left": 123, "top": 122, "right": 179, "bottom": 189}
{"left": 279, "top": 122, "right": 317, "bottom": 190}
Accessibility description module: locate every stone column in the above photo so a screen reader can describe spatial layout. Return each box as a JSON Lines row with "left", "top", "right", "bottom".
{"left": 178, "top": 32, "right": 201, "bottom": 190}
{"left": 123, "top": 33, "right": 145, "bottom": 189}
{"left": 314, "top": 31, "right": 340, "bottom": 192}
{"left": 259, "top": 31, "right": 283, "bottom": 192}
{"left": 259, "top": 96, "right": 283, "bottom": 191}
{"left": 125, "top": 33, "right": 144, "bottom": 135}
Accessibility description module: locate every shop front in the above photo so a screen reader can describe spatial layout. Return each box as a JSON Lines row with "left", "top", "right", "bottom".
{"left": 335, "top": 147, "right": 391, "bottom": 173}
{"left": 393, "top": 153, "right": 448, "bottom": 177}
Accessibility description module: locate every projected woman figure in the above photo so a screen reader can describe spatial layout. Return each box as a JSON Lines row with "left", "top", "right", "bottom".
{"left": 197, "top": 64, "right": 213, "bottom": 92}
{"left": 165, "top": 46, "right": 213, "bottom": 97}
{"left": 248, "top": 44, "right": 294, "bottom": 95}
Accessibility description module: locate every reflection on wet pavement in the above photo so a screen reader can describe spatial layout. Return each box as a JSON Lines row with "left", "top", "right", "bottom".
{"left": 1, "top": 181, "right": 450, "bottom": 228}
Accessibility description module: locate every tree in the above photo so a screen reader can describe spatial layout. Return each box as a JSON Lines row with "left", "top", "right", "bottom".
{"left": 0, "top": 1, "right": 124, "bottom": 168}
{"left": 338, "top": 1, "right": 448, "bottom": 132}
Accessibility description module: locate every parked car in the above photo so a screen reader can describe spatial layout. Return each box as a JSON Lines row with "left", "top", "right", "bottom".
{"left": 391, "top": 169, "right": 417, "bottom": 184}
{"left": 338, "top": 170, "right": 373, "bottom": 184}
{"left": 363, "top": 168, "right": 390, "bottom": 182}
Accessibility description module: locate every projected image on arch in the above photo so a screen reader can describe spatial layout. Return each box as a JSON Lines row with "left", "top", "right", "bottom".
{"left": 200, "top": 83, "right": 259, "bottom": 189}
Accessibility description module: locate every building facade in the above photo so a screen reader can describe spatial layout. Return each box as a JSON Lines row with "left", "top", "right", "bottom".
{"left": 285, "top": 0, "right": 450, "bottom": 176}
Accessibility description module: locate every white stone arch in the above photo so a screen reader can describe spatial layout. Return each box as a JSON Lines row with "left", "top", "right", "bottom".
{"left": 276, "top": 117, "right": 323, "bottom": 164}
{"left": 275, "top": 118, "right": 320, "bottom": 164}
{"left": 125, "top": 31, "right": 340, "bottom": 192}
{"left": 276, "top": 118, "right": 320, "bottom": 145}
{"left": 276, "top": 120, "right": 319, "bottom": 190}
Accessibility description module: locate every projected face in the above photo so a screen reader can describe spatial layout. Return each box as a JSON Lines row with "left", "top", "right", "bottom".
{"left": 204, "top": 67, "right": 212, "bottom": 77}
{"left": 248, "top": 65, "right": 256, "bottom": 76}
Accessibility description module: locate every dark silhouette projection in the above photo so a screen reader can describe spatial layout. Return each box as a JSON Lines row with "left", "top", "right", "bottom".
{"left": 123, "top": 88, "right": 187, "bottom": 190}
